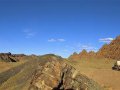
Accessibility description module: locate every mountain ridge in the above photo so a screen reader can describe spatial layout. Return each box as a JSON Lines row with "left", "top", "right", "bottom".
{"left": 69, "top": 35, "right": 120, "bottom": 60}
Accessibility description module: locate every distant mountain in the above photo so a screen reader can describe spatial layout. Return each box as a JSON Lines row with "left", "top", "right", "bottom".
{"left": 69, "top": 35, "right": 120, "bottom": 60}
{"left": 69, "top": 49, "right": 96, "bottom": 60}
{"left": 0, "top": 52, "right": 26, "bottom": 62}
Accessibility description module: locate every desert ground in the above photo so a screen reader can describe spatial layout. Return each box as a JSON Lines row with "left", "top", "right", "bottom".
{"left": 0, "top": 55, "right": 120, "bottom": 90}
{"left": 66, "top": 58, "right": 120, "bottom": 90}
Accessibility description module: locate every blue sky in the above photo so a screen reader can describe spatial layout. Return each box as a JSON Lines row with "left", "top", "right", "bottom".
{"left": 0, "top": 0, "right": 120, "bottom": 57}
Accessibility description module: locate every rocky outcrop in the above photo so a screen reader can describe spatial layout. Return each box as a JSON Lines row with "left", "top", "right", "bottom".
{"left": 97, "top": 35, "right": 120, "bottom": 60}
{"left": 0, "top": 54, "right": 102, "bottom": 90}
{"left": 0, "top": 52, "right": 26, "bottom": 62}
{"left": 69, "top": 50, "right": 96, "bottom": 60}
{"left": 69, "top": 35, "right": 120, "bottom": 60}
{"left": 29, "top": 55, "right": 102, "bottom": 90}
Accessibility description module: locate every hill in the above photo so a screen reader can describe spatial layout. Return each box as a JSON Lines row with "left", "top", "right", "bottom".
{"left": 97, "top": 35, "right": 120, "bottom": 60}
{"left": 69, "top": 35, "right": 120, "bottom": 60}
{"left": 68, "top": 35, "right": 120, "bottom": 90}
{"left": 0, "top": 54, "right": 102, "bottom": 90}
{"left": 0, "top": 53, "right": 26, "bottom": 62}
{"left": 69, "top": 49, "right": 96, "bottom": 60}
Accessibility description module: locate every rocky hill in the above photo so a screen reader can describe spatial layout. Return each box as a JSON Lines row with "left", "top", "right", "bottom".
{"left": 0, "top": 52, "right": 26, "bottom": 62}
{"left": 97, "top": 35, "right": 120, "bottom": 60}
{"left": 0, "top": 54, "right": 102, "bottom": 90}
{"left": 69, "top": 35, "right": 120, "bottom": 60}
{"left": 69, "top": 50, "right": 96, "bottom": 60}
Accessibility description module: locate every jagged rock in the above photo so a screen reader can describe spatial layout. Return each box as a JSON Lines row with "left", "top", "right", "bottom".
{"left": 29, "top": 56, "right": 102, "bottom": 90}
{"left": 97, "top": 35, "right": 120, "bottom": 60}
{"left": 0, "top": 52, "right": 26, "bottom": 62}
{"left": 0, "top": 54, "right": 102, "bottom": 90}
{"left": 69, "top": 50, "right": 96, "bottom": 60}
{"left": 69, "top": 35, "right": 120, "bottom": 60}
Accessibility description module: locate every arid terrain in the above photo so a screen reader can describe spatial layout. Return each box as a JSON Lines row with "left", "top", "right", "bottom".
{"left": 66, "top": 58, "right": 120, "bottom": 90}
{"left": 0, "top": 54, "right": 103, "bottom": 90}
{"left": 67, "top": 36, "right": 120, "bottom": 90}
{"left": 0, "top": 54, "right": 120, "bottom": 90}
{"left": 0, "top": 0, "right": 120, "bottom": 90}
{"left": 0, "top": 36, "right": 120, "bottom": 90}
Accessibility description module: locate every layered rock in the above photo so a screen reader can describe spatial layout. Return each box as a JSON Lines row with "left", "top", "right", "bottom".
{"left": 0, "top": 52, "right": 26, "bottom": 62}
{"left": 29, "top": 55, "right": 102, "bottom": 90}
{"left": 0, "top": 54, "right": 102, "bottom": 90}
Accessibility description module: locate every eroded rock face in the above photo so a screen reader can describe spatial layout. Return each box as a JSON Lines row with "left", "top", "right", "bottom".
{"left": 0, "top": 52, "right": 26, "bottom": 62}
{"left": 97, "top": 35, "right": 120, "bottom": 60}
{"left": 29, "top": 57, "right": 102, "bottom": 90}
{"left": 0, "top": 54, "right": 102, "bottom": 90}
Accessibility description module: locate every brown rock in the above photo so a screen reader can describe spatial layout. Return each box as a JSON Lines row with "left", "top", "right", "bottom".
{"left": 97, "top": 35, "right": 120, "bottom": 60}
{"left": 0, "top": 52, "right": 26, "bottom": 62}
{"left": 29, "top": 55, "right": 102, "bottom": 90}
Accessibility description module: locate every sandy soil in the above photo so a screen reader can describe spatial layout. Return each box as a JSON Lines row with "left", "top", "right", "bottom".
{"left": 80, "top": 68, "right": 120, "bottom": 90}
{"left": 66, "top": 58, "right": 120, "bottom": 90}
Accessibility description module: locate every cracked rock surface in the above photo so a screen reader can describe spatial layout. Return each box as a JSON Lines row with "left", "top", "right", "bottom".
{"left": 29, "top": 55, "right": 102, "bottom": 90}
{"left": 0, "top": 54, "right": 103, "bottom": 90}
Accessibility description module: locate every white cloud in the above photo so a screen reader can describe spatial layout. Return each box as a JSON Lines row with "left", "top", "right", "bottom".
{"left": 99, "top": 38, "right": 114, "bottom": 43}
{"left": 48, "top": 38, "right": 65, "bottom": 42}
{"left": 65, "top": 43, "right": 98, "bottom": 52}
{"left": 48, "top": 38, "right": 56, "bottom": 42}
{"left": 23, "top": 29, "right": 36, "bottom": 38}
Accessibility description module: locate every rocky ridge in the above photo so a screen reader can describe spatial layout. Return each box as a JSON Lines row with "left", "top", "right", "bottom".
{"left": 97, "top": 35, "right": 120, "bottom": 60}
{"left": 29, "top": 55, "right": 102, "bottom": 90}
{"left": 0, "top": 52, "right": 26, "bottom": 62}
{"left": 0, "top": 55, "right": 102, "bottom": 90}
{"left": 69, "top": 35, "right": 120, "bottom": 60}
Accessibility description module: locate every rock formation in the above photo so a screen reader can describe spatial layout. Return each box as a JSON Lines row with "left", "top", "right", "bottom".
{"left": 29, "top": 55, "right": 102, "bottom": 90}
{"left": 69, "top": 35, "right": 120, "bottom": 60}
{"left": 0, "top": 54, "right": 102, "bottom": 90}
{"left": 69, "top": 50, "right": 96, "bottom": 60}
{"left": 0, "top": 52, "right": 26, "bottom": 62}
{"left": 97, "top": 35, "right": 120, "bottom": 60}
